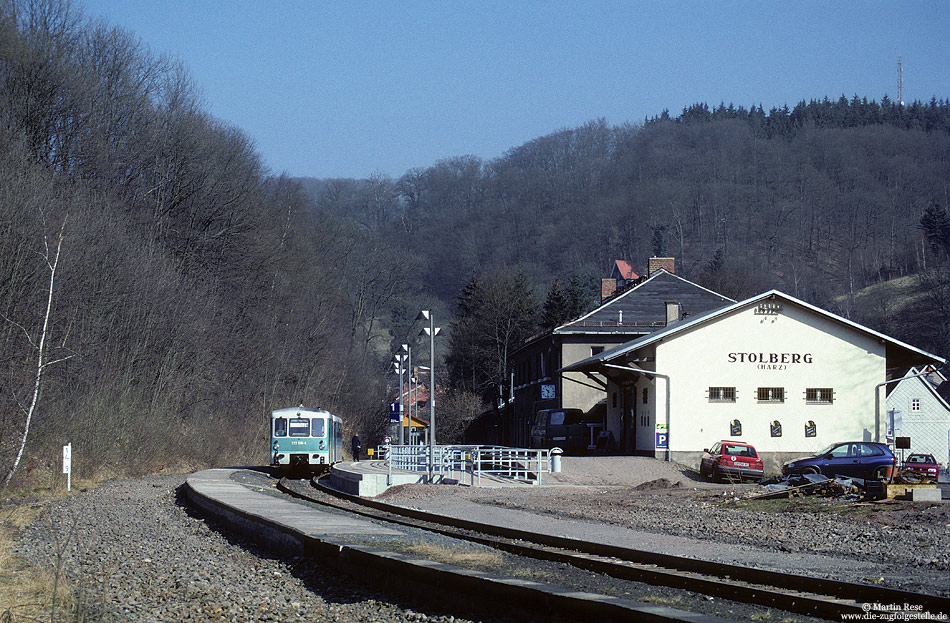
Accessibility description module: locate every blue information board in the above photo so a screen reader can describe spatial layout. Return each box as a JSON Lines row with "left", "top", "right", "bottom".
{"left": 389, "top": 402, "right": 401, "bottom": 423}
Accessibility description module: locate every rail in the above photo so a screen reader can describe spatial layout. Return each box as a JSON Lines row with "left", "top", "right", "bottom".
{"left": 383, "top": 444, "right": 550, "bottom": 485}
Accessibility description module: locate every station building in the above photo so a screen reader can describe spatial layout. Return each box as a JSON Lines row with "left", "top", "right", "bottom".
{"left": 560, "top": 290, "right": 945, "bottom": 470}
{"left": 509, "top": 258, "right": 732, "bottom": 449}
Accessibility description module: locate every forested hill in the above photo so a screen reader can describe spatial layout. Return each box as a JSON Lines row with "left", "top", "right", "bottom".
{"left": 301, "top": 96, "right": 950, "bottom": 359}
{"left": 0, "top": 1, "right": 394, "bottom": 484}
{"left": 651, "top": 96, "right": 950, "bottom": 136}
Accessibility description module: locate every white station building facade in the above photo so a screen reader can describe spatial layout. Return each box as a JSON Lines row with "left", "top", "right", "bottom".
{"left": 561, "top": 290, "right": 945, "bottom": 469}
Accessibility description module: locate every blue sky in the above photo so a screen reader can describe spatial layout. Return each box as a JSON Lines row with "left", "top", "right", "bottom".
{"left": 81, "top": 1, "right": 950, "bottom": 180}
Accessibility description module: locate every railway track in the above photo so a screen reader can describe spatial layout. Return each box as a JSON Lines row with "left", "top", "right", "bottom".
{"left": 278, "top": 475, "right": 949, "bottom": 622}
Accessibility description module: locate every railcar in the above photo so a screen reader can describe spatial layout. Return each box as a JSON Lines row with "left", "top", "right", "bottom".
{"left": 270, "top": 406, "right": 343, "bottom": 474}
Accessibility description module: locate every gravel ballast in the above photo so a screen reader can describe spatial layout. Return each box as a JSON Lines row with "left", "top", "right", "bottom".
{"left": 13, "top": 475, "right": 489, "bottom": 622}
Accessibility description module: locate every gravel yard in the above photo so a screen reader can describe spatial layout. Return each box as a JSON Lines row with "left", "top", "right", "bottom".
{"left": 8, "top": 457, "right": 949, "bottom": 622}
{"left": 11, "top": 475, "right": 490, "bottom": 623}
{"left": 379, "top": 456, "right": 950, "bottom": 598}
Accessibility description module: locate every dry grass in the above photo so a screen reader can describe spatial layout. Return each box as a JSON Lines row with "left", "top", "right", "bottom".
{"left": 0, "top": 489, "right": 88, "bottom": 623}
{"left": 406, "top": 542, "right": 505, "bottom": 568}
{"left": 0, "top": 503, "right": 64, "bottom": 622}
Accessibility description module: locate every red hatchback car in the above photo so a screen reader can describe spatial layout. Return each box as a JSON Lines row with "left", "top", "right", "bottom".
{"left": 700, "top": 441, "right": 764, "bottom": 483}
{"left": 901, "top": 453, "right": 941, "bottom": 482}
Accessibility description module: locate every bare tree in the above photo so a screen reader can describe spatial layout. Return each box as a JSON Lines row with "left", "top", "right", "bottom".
{"left": 3, "top": 213, "right": 70, "bottom": 487}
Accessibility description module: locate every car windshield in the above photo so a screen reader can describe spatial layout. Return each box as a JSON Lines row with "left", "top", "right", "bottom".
{"left": 816, "top": 443, "right": 839, "bottom": 456}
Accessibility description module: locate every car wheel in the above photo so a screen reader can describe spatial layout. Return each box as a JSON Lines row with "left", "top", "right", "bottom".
{"left": 801, "top": 467, "right": 819, "bottom": 475}
{"left": 711, "top": 466, "right": 722, "bottom": 483}
{"left": 873, "top": 466, "right": 890, "bottom": 480}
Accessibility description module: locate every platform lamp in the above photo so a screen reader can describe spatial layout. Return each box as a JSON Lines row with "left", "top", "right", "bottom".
{"left": 392, "top": 351, "right": 408, "bottom": 445}
{"left": 402, "top": 344, "right": 412, "bottom": 444}
{"left": 417, "top": 311, "right": 441, "bottom": 478}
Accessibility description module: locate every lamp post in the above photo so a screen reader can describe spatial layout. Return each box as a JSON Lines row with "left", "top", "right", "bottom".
{"left": 417, "top": 311, "right": 441, "bottom": 478}
{"left": 393, "top": 352, "right": 408, "bottom": 444}
{"left": 404, "top": 344, "right": 412, "bottom": 444}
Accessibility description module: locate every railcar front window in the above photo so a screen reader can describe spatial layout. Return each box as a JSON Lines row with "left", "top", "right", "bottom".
{"left": 311, "top": 418, "right": 326, "bottom": 437}
{"left": 289, "top": 418, "right": 310, "bottom": 437}
{"left": 273, "top": 418, "right": 287, "bottom": 437}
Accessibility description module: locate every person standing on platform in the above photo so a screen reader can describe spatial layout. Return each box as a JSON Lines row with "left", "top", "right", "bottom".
{"left": 351, "top": 434, "right": 361, "bottom": 462}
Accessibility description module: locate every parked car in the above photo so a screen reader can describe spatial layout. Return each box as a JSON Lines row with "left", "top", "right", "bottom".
{"left": 900, "top": 453, "right": 941, "bottom": 481}
{"left": 782, "top": 441, "right": 896, "bottom": 480}
{"left": 530, "top": 408, "right": 590, "bottom": 452}
{"left": 699, "top": 440, "right": 764, "bottom": 482}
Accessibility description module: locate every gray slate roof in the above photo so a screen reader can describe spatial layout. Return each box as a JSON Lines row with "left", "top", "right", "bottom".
{"left": 556, "top": 269, "right": 734, "bottom": 335}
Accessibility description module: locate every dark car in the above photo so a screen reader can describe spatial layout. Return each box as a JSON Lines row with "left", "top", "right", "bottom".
{"left": 530, "top": 408, "right": 590, "bottom": 452}
{"left": 700, "top": 440, "right": 764, "bottom": 482}
{"left": 782, "top": 441, "right": 896, "bottom": 480}
{"left": 901, "top": 453, "right": 941, "bottom": 481}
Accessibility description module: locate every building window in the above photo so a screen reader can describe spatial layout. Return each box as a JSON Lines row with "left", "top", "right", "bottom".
{"left": 757, "top": 387, "right": 785, "bottom": 403}
{"left": 642, "top": 387, "right": 649, "bottom": 404}
{"left": 591, "top": 346, "right": 604, "bottom": 356}
{"left": 708, "top": 387, "right": 736, "bottom": 402}
{"left": 612, "top": 392, "right": 617, "bottom": 408}
{"left": 805, "top": 388, "right": 834, "bottom": 404}
{"left": 911, "top": 398, "right": 921, "bottom": 412}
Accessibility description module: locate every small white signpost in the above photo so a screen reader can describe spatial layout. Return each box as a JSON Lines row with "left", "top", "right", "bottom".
{"left": 62, "top": 442, "right": 71, "bottom": 492}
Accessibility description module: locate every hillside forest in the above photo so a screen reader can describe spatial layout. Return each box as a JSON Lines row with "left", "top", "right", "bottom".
{"left": 2, "top": 0, "right": 949, "bottom": 487}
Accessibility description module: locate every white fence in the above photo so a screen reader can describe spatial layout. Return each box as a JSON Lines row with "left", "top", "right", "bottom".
{"left": 383, "top": 444, "right": 551, "bottom": 486}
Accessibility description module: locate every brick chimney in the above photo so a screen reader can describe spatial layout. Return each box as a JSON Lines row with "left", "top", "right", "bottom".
{"left": 601, "top": 278, "right": 617, "bottom": 301}
{"left": 648, "top": 257, "right": 675, "bottom": 275}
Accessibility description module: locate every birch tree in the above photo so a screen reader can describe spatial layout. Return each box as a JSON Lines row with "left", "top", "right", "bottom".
{"left": 3, "top": 214, "right": 69, "bottom": 488}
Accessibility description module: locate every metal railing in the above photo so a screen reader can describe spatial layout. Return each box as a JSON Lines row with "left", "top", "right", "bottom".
{"left": 384, "top": 444, "right": 551, "bottom": 486}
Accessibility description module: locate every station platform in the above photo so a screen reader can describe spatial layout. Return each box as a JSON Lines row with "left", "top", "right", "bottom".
{"left": 329, "top": 460, "right": 427, "bottom": 496}
{"left": 186, "top": 468, "right": 403, "bottom": 543}
{"left": 329, "top": 459, "right": 540, "bottom": 497}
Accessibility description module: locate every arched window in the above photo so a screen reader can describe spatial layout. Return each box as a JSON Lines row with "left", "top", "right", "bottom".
{"left": 642, "top": 387, "right": 649, "bottom": 404}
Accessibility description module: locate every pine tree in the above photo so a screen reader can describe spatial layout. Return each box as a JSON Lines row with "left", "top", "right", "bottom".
{"left": 919, "top": 202, "right": 950, "bottom": 258}
{"left": 565, "top": 273, "right": 591, "bottom": 318}
{"left": 540, "top": 281, "right": 571, "bottom": 330}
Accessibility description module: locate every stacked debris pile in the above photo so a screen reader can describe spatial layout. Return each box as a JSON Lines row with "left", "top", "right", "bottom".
{"left": 894, "top": 470, "right": 937, "bottom": 485}
{"left": 749, "top": 473, "right": 885, "bottom": 501}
